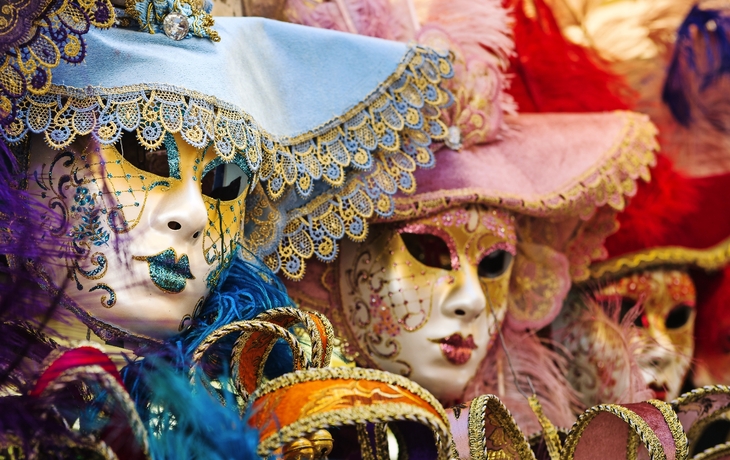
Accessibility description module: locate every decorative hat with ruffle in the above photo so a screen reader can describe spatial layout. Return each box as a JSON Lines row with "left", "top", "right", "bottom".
{"left": 2, "top": 14, "right": 454, "bottom": 283}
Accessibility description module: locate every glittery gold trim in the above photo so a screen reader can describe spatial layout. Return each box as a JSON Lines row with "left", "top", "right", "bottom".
{"left": 468, "top": 396, "right": 489, "bottom": 460}
{"left": 647, "top": 399, "right": 688, "bottom": 459}
{"left": 561, "top": 404, "right": 667, "bottom": 460}
{"left": 588, "top": 236, "right": 730, "bottom": 279}
{"left": 693, "top": 441, "right": 730, "bottom": 460}
{"left": 467, "top": 395, "right": 535, "bottom": 460}
{"left": 528, "top": 395, "right": 561, "bottom": 460}
{"left": 385, "top": 111, "right": 657, "bottom": 222}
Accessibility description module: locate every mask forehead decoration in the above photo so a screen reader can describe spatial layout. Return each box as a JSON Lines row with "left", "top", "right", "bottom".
{"left": 337, "top": 205, "right": 515, "bottom": 402}
{"left": 597, "top": 270, "right": 696, "bottom": 401}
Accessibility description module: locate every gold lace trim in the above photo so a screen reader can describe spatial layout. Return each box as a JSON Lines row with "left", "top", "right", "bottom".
{"left": 386, "top": 111, "right": 657, "bottom": 222}
{"left": 0, "top": 0, "right": 116, "bottom": 121}
{"left": 588, "top": 236, "right": 730, "bottom": 279}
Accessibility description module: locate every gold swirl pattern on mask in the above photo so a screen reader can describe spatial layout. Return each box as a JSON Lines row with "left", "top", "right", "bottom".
{"left": 3, "top": 46, "right": 454, "bottom": 282}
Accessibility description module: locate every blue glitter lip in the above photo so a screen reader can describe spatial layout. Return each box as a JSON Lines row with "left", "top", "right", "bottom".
{"left": 133, "top": 248, "right": 194, "bottom": 294}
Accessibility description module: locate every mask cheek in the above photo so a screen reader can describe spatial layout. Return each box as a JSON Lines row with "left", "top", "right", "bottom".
{"left": 507, "top": 242, "right": 571, "bottom": 330}
{"left": 201, "top": 195, "right": 246, "bottom": 288}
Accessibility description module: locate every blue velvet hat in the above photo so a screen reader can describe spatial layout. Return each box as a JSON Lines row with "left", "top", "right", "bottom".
{"left": 3, "top": 14, "right": 454, "bottom": 281}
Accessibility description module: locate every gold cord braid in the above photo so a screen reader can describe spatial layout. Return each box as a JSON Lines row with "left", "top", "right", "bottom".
{"left": 528, "top": 395, "right": 561, "bottom": 460}
{"left": 647, "top": 400, "right": 689, "bottom": 460}
{"left": 253, "top": 307, "right": 335, "bottom": 368}
{"left": 692, "top": 441, "right": 730, "bottom": 460}
{"left": 561, "top": 404, "right": 667, "bottom": 460}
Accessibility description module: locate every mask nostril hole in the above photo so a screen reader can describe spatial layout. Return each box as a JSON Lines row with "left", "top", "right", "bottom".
{"left": 193, "top": 231, "right": 200, "bottom": 239}
{"left": 168, "top": 221, "right": 182, "bottom": 230}
{"left": 455, "top": 309, "right": 465, "bottom": 316}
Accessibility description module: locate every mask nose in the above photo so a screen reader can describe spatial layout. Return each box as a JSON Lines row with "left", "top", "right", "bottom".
{"left": 440, "top": 265, "right": 487, "bottom": 321}
{"left": 151, "top": 179, "right": 208, "bottom": 242}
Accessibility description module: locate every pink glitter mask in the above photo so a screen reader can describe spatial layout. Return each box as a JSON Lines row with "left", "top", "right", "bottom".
{"left": 337, "top": 204, "right": 516, "bottom": 403}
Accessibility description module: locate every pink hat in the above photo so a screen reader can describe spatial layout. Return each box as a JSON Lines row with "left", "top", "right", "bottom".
{"left": 285, "top": 109, "right": 659, "bottom": 343}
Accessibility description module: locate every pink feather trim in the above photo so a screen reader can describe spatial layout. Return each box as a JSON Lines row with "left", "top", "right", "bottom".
{"left": 463, "top": 327, "right": 579, "bottom": 435}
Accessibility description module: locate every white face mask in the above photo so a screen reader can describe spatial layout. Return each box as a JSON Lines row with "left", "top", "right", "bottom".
{"left": 597, "top": 269, "right": 696, "bottom": 401}
{"left": 338, "top": 205, "right": 515, "bottom": 403}
{"left": 26, "top": 132, "right": 250, "bottom": 339}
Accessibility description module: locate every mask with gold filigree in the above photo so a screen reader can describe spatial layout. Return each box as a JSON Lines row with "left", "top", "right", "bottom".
{"left": 285, "top": 109, "right": 659, "bottom": 408}
{"left": 337, "top": 205, "right": 515, "bottom": 403}
{"left": 560, "top": 156, "right": 730, "bottom": 404}
{"left": 596, "top": 270, "right": 696, "bottom": 402}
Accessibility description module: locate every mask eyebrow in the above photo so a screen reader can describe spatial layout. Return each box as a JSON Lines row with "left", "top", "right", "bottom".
{"left": 397, "top": 223, "right": 459, "bottom": 270}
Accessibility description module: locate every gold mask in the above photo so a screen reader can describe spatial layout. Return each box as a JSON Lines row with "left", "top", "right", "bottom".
{"left": 597, "top": 269, "right": 696, "bottom": 401}
{"left": 26, "top": 132, "right": 250, "bottom": 339}
{"left": 338, "top": 205, "right": 516, "bottom": 403}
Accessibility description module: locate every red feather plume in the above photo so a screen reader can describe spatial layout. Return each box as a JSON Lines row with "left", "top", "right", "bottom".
{"left": 505, "top": 0, "right": 635, "bottom": 112}
{"left": 604, "top": 154, "right": 698, "bottom": 257}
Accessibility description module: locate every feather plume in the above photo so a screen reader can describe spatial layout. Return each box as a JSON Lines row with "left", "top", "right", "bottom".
{"left": 604, "top": 154, "right": 699, "bottom": 257}
{"left": 557, "top": 292, "right": 653, "bottom": 406}
{"left": 506, "top": 0, "right": 635, "bottom": 112}
{"left": 464, "top": 327, "right": 579, "bottom": 434}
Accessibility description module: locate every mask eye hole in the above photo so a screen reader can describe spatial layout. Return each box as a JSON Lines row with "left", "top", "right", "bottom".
{"left": 665, "top": 304, "right": 694, "bottom": 329}
{"left": 118, "top": 131, "right": 170, "bottom": 178}
{"left": 616, "top": 297, "right": 644, "bottom": 327}
{"left": 477, "top": 250, "right": 512, "bottom": 279}
{"left": 201, "top": 164, "right": 249, "bottom": 201}
{"left": 400, "top": 232, "right": 452, "bottom": 270}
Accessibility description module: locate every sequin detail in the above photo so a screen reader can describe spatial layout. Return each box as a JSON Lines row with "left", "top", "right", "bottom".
{"left": 133, "top": 248, "right": 195, "bottom": 293}
{"left": 127, "top": 0, "right": 220, "bottom": 42}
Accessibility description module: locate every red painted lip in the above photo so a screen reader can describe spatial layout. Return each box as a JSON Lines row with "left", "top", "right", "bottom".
{"left": 430, "top": 334, "right": 477, "bottom": 365}
{"left": 650, "top": 383, "right": 667, "bottom": 401}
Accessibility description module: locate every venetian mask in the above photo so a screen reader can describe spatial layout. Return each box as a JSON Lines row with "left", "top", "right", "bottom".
{"left": 337, "top": 205, "right": 516, "bottom": 403}
{"left": 596, "top": 269, "right": 696, "bottom": 401}
{"left": 25, "top": 132, "right": 250, "bottom": 339}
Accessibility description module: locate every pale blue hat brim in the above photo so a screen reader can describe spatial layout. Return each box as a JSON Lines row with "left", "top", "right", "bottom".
{"left": 57, "top": 17, "right": 409, "bottom": 138}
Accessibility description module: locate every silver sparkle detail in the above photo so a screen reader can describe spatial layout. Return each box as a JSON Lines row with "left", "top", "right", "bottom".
{"left": 444, "top": 125, "right": 462, "bottom": 151}
{"left": 163, "top": 11, "right": 190, "bottom": 41}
